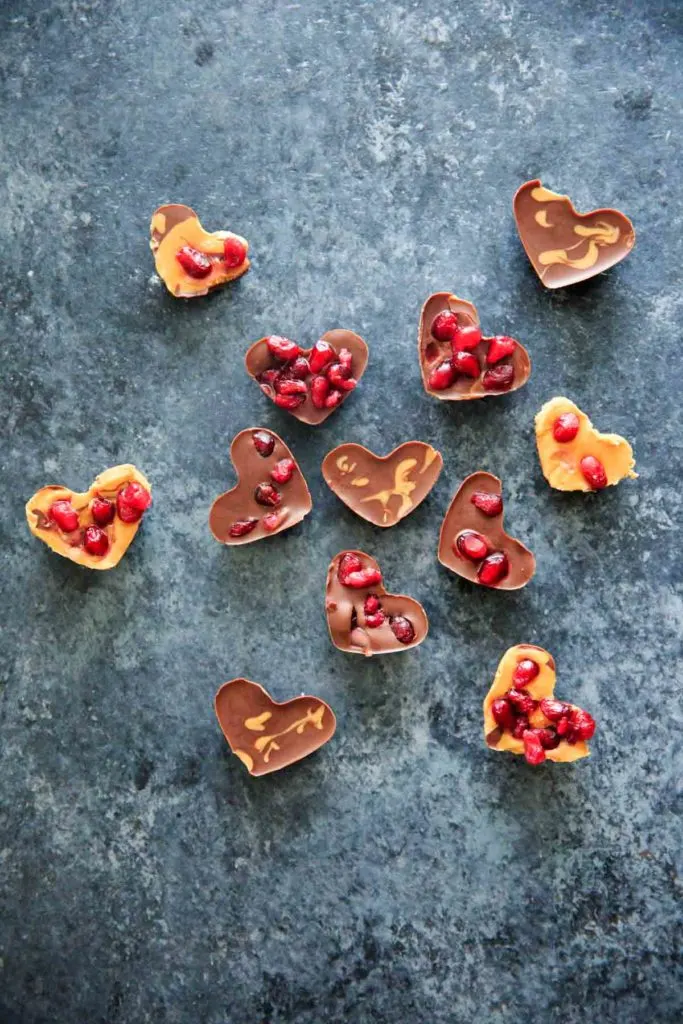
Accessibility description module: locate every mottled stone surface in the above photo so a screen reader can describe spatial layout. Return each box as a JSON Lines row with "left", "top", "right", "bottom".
{"left": 1, "top": 1, "right": 681, "bottom": 1021}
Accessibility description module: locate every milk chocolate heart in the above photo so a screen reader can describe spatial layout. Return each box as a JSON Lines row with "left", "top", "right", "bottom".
{"left": 150, "top": 203, "right": 250, "bottom": 298}
{"left": 209, "top": 428, "right": 312, "bottom": 544}
{"left": 535, "top": 397, "right": 637, "bottom": 492}
{"left": 438, "top": 472, "right": 535, "bottom": 590}
{"left": 418, "top": 293, "right": 530, "bottom": 401}
{"left": 245, "top": 330, "right": 369, "bottom": 425}
{"left": 484, "top": 645, "right": 596, "bottom": 766}
{"left": 215, "top": 678, "right": 336, "bottom": 776}
{"left": 326, "top": 550, "right": 428, "bottom": 656}
{"left": 25, "top": 464, "right": 152, "bottom": 570}
{"left": 513, "top": 179, "right": 635, "bottom": 288}
{"left": 322, "top": 441, "right": 443, "bottom": 528}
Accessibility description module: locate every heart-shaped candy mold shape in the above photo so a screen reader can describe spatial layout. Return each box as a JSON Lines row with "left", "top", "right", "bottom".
{"left": 150, "top": 203, "right": 250, "bottom": 298}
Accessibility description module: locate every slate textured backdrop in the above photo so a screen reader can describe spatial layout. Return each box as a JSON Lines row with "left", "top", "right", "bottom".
{"left": 0, "top": 1, "right": 681, "bottom": 1022}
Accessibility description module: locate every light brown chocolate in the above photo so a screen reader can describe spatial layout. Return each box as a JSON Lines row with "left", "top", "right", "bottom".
{"left": 209, "top": 428, "right": 312, "bottom": 545}
{"left": 418, "top": 293, "right": 530, "bottom": 401}
{"left": 513, "top": 180, "right": 635, "bottom": 288}
{"left": 326, "top": 550, "right": 428, "bottom": 656}
{"left": 438, "top": 472, "right": 535, "bottom": 590}
{"left": 150, "top": 203, "right": 250, "bottom": 298}
{"left": 322, "top": 441, "right": 443, "bottom": 528}
{"left": 215, "top": 678, "right": 336, "bottom": 776}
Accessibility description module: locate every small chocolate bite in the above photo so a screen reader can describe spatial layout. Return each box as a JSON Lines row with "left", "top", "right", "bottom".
{"left": 150, "top": 203, "right": 250, "bottom": 298}
{"left": 215, "top": 678, "right": 336, "bottom": 776}
{"left": 322, "top": 441, "right": 443, "bottom": 527}
{"left": 418, "top": 293, "right": 530, "bottom": 402}
{"left": 326, "top": 550, "right": 428, "bottom": 656}
{"left": 513, "top": 179, "right": 635, "bottom": 288}
{"left": 438, "top": 472, "right": 535, "bottom": 590}
{"left": 209, "top": 428, "right": 312, "bottom": 545}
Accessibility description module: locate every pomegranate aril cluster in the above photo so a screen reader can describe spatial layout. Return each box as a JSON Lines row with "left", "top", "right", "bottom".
{"left": 453, "top": 490, "right": 509, "bottom": 586}
{"left": 258, "top": 337, "right": 357, "bottom": 411}
{"left": 227, "top": 433, "right": 299, "bottom": 538}
{"left": 360, "top": 592, "right": 416, "bottom": 644}
{"left": 427, "top": 310, "right": 517, "bottom": 393}
{"left": 47, "top": 481, "right": 151, "bottom": 559}
{"left": 175, "top": 237, "right": 247, "bottom": 278}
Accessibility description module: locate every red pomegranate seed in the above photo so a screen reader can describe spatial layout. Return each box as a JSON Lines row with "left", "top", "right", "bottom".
{"left": 309, "top": 340, "right": 336, "bottom": 373}
{"left": 539, "top": 698, "right": 569, "bottom": 722}
{"left": 556, "top": 716, "right": 570, "bottom": 737}
{"left": 431, "top": 310, "right": 459, "bottom": 341}
{"left": 512, "top": 659, "right": 540, "bottom": 687}
{"left": 310, "top": 375, "right": 330, "bottom": 408}
{"left": 338, "top": 348, "right": 353, "bottom": 373}
{"left": 176, "top": 245, "right": 212, "bottom": 278}
{"left": 482, "top": 364, "right": 514, "bottom": 391}
{"left": 452, "top": 350, "right": 480, "bottom": 379}
{"left": 428, "top": 359, "right": 456, "bottom": 390}
{"left": 471, "top": 491, "right": 503, "bottom": 517}
{"left": 222, "top": 236, "right": 247, "bottom": 267}
{"left": 486, "top": 335, "right": 517, "bottom": 365}
{"left": 254, "top": 482, "right": 281, "bottom": 507}
{"left": 276, "top": 377, "right": 308, "bottom": 396}
{"left": 365, "top": 611, "right": 386, "bottom": 629}
{"left": 512, "top": 715, "right": 529, "bottom": 739}
{"left": 507, "top": 688, "right": 536, "bottom": 715}
{"left": 553, "top": 412, "right": 580, "bottom": 443}
{"left": 455, "top": 530, "right": 489, "bottom": 562}
{"left": 327, "top": 363, "right": 356, "bottom": 391}
{"left": 117, "top": 483, "right": 151, "bottom": 524}
{"left": 338, "top": 553, "right": 382, "bottom": 589}
{"left": 477, "top": 551, "right": 509, "bottom": 586}
{"left": 568, "top": 707, "right": 596, "bottom": 742}
{"left": 580, "top": 455, "right": 608, "bottom": 490}
{"left": 91, "top": 496, "right": 115, "bottom": 527}
{"left": 536, "top": 727, "right": 561, "bottom": 750}
{"left": 229, "top": 518, "right": 258, "bottom": 537}
{"left": 390, "top": 616, "right": 415, "bottom": 644}
{"left": 252, "top": 430, "right": 275, "bottom": 457}
{"left": 270, "top": 458, "right": 295, "bottom": 484}
{"left": 83, "top": 525, "right": 109, "bottom": 556}
{"left": 289, "top": 357, "right": 311, "bottom": 380}
{"left": 338, "top": 552, "right": 362, "bottom": 579}
{"left": 266, "top": 336, "right": 301, "bottom": 362}
{"left": 324, "top": 389, "right": 343, "bottom": 408}
{"left": 262, "top": 511, "right": 286, "bottom": 532}
{"left": 491, "top": 697, "right": 516, "bottom": 730}
{"left": 522, "top": 730, "right": 546, "bottom": 765}
{"left": 274, "top": 393, "right": 306, "bottom": 410}
{"left": 259, "top": 368, "right": 282, "bottom": 389}
{"left": 364, "top": 594, "right": 381, "bottom": 615}
{"left": 452, "top": 324, "right": 483, "bottom": 351}
{"left": 49, "top": 499, "right": 79, "bottom": 532}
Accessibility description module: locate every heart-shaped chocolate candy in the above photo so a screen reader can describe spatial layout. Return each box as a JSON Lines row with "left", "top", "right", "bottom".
{"left": 209, "top": 428, "right": 312, "bottom": 545}
{"left": 513, "top": 179, "right": 635, "bottom": 288}
{"left": 215, "top": 678, "right": 336, "bottom": 776}
{"left": 418, "top": 293, "right": 530, "bottom": 401}
{"left": 322, "top": 441, "right": 443, "bottom": 527}
{"left": 245, "top": 330, "right": 369, "bottom": 425}
{"left": 535, "top": 397, "right": 637, "bottom": 492}
{"left": 438, "top": 472, "right": 535, "bottom": 590}
{"left": 484, "top": 645, "right": 596, "bottom": 765}
{"left": 150, "top": 203, "right": 250, "bottom": 298}
{"left": 326, "top": 550, "right": 428, "bottom": 656}
{"left": 25, "top": 464, "right": 152, "bottom": 570}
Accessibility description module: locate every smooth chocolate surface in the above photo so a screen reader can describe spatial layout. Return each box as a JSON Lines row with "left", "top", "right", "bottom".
{"left": 418, "top": 292, "right": 530, "bottom": 401}
{"left": 149, "top": 203, "right": 250, "bottom": 298}
{"left": 215, "top": 678, "right": 336, "bottom": 776}
{"left": 438, "top": 472, "right": 535, "bottom": 590}
{"left": 513, "top": 179, "right": 635, "bottom": 288}
{"left": 209, "top": 428, "right": 312, "bottom": 545}
{"left": 325, "top": 549, "right": 428, "bottom": 656}
{"left": 322, "top": 441, "right": 443, "bottom": 527}
{"left": 244, "top": 329, "right": 369, "bottom": 425}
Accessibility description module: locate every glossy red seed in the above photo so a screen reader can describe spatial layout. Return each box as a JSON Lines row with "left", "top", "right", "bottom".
{"left": 452, "top": 350, "right": 480, "bottom": 379}
{"left": 522, "top": 730, "right": 546, "bottom": 765}
{"left": 364, "top": 594, "right": 381, "bottom": 615}
{"left": 49, "top": 499, "right": 79, "bottom": 532}
{"left": 222, "top": 236, "right": 247, "bottom": 267}
{"left": 309, "top": 340, "right": 336, "bottom": 374}
{"left": 324, "top": 389, "right": 343, "bottom": 408}
{"left": 338, "top": 348, "right": 353, "bottom": 373}
{"left": 83, "top": 525, "right": 109, "bottom": 556}
{"left": 390, "top": 616, "right": 415, "bottom": 644}
{"left": 580, "top": 455, "right": 608, "bottom": 490}
{"left": 491, "top": 697, "right": 516, "bottom": 730}
{"left": 327, "top": 363, "right": 356, "bottom": 391}
{"left": 338, "top": 552, "right": 362, "bottom": 580}
{"left": 254, "top": 482, "right": 281, "bottom": 507}
{"left": 289, "top": 357, "right": 311, "bottom": 380}
{"left": 512, "top": 715, "right": 529, "bottom": 739}
{"left": 276, "top": 377, "right": 308, "bottom": 396}
{"left": 365, "top": 611, "right": 386, "bottom": 629}
{"left": 539, "top": 698, "right": 569, "bottom": 722}
{"left": 471, "top": 491, "right": 503, "bottom": 517}
{"left": 252, "top": 430, "right": 275, "bottom": 457}
{"left": 556, "top": 716, "right": 570, "bottom": 737}
{"left": 452, "top": 325, "right": 483, "bottom": 351}
{"left": 486, "top": 335, "right": 517, "bottom": 365}
{"left": 477, "top": 550, "right": 509, "bottom": 586}
{"left": 262, "top": 511, "right": 286, "bottom": 532}
{"left": 270, "top": 458, "right": 295, "bottom": 484}
{"left": 553, "top": 412, "right": 580, "bottom": 443}
{"left": 507, "top": 688, "right": 536, "bottom": 715}
{"left": 259, "top": 368, "right": 282, "bottom": 389}
{"left": 343, "top": 568, "right": 383, "bottom": 588}
{"left": 91, "top": 497, "right": 115, "bottom": 527}
{"left": 428, "top": 359, "right": 456, "bottom": 390}
{"left": 274, "top": 393, "right": 306, "bottom": 410}
{"left": 512, "top": 659, "right": 540, "bottom": 687}
{"left": 455, "top": 530, "right": 489, "bottom": 562}
{"left": 536, "top": 727, "right": 561, "bottom": 750}
{"left": 176, "top": 245, "right": 212, "bottom": 278}
{"left": 266, "top": 335, "right": 301, "bottom": 361}
{"left": 482, "top": 364, "right": 514, "bottom": 391}
{"left": 117, "top": 483, "right": 151, "bottom": 524}
{"left": 310, "top": 375, "right": 330, "bottom": 408}
{"left": 431, "top": 310, "right": 459, "bottom": 341}
{"left": 569, "top": 707, "right": 596, "bottom": 741}
{"left": 229, "top": 518, "right": 258, "bottom": 537}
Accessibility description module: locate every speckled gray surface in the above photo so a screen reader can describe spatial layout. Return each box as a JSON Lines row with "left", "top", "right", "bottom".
{"left": 1, "top": 1, "right": 682, "bottom": 1022}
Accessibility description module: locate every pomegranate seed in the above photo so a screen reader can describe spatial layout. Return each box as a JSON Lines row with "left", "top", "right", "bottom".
{"left": 324, "top": 389, "right": 343, "bottom": 408}
{"left": 176, "top": 245, "right": 212, "bottom": 278}
{"left": 539, "top": 699, "right": 569, "bottom": 721}
{"left": 471, "top": 491, "right": 503, "bottom": 517}
{"left": 338, "top": 554, "right": 382, "bottom": 589}
{"left": 455, "top": 530, "right": 489, "bottom": 562}
{"left": 310, "top": 375, "right": 330, "bottom": 408}
{"left": 364, "top": 594, "right": 381, "bottom": 615}
{"left": 222, "top": 236, "right": 247, "bottom": 267}
{"left": 477, "top": 551, "right": 509, "bottom": 586}
{"left": 274, "top": 393, "right": 306, "bottom": 410}
{"left": 365, "top": 611, "right": 386, "bottom": 629}
{"left": 270, "top": 458, "right": 295, "bottom": 484}
{"left": 390, "top": 616, "right": 415, "bottom": 644}
{"left": 229, "top": 518, "right": 258, "bottom": 537}
{"left": 259, "top": 368, "right": 282, "bottom": 389}
{"left": 580, "top": 455, "right": 608, "bottom": 490}
{"left": 512, "top": 659, "right": 540, "bottom": 687}
{"left": 309, "top": 340, "right": 336, "bottom": 374}
{"left": 522, "top": 730, "right": 546, "bottom": 765}
{"left": 91, "top": 496, "right": 115, "bottom": 527}
{"left": 252, "top": 430, "right": 275, "bottom": 457}
{"left": 254, "top": 482, "right": 281, "bottom": 507}
{"left": 452, "top": 350, "right": 480, "bottom": 379}
{"left": 491, "top": 697, "right": 516, "bottom": 730}
{"left": 553, "top": 412, "right": 580, "bottom": 443}
{"left": 338, "top": 552, "right": 362, "bottom": 579}
{"left": 338, "top": 348, "right": 353, "bottom": 373}
{"left": 486, "top": 335, "right": 517, "bottom": 365}
{"left": 327, "top": 363, "right": 356, "bottom": 391}
{"left": 536, "top": 727, "right": 561, "bottom": 750}
{"left": 289, "top": 357, "right": 311, "bottom": 379}
{"left": 512, "top": 715, "right": 529, "bottom": 739}
{"left": 262, "top": 511, "right": 286, "bottom": 532}
{"left": 266, "top": 336, "right": 301, "bottom": 362}
{"left": 556, "top": 717, "right": 570, "bottom": 737}
{"left": 482, "top": 364, "right": 514, "bottom": 391}
{"left": 568, "top": 707, "right": 596, "bottom": 742}
{"left": 452, "top": 324, "right": 483, "bottom": 351}
{"left": 507, "top": 688, "right": 536, "bottom": 715}
{"left": 49, "top": 499, "right": 79, "bottom": 532}
{"left": 83, "top": 525, "right": 109, "bottom": 556}
{"left": 276, "top": 377, "right": 308, "bottom": 396}
{"left": 117, "top": 483, "right": 151, "bottom": 524}
{"left": 428, "top": 359, "right": 456, "bottom": 390}
{"left": 431, "top": 310, "right": 459, "bottom": 341}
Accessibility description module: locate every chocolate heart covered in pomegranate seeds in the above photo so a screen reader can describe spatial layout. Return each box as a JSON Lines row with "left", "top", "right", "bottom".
{"left": 438, "top": 472, "right": 535, "bottom": 590}
{"left": 150, "top": 203, "right": 250, "bottom": 298}
{"left": 209, "top": 428, "right": 312, "bottom": 545}
{"left": 535, "top": 397, "right": 637, "bottom": 492}
{"left": 326, "top": 550, "right": 428, "bottom": 656}
{"left": 418, "top": 293, "right": 530, "bottom": 401}
{"left": 513, "top": 179, "right": 635, "bottom": 289}
{"left": 245, "top": 330, "right": 369, "bottom": 425}
{"left": 25, "top": 465, "right": 152, "bottom": 570}
{"left": 322, "top": 441, "right": 443, "bottom": 527}
{"left": 215, "top": 678, "right": 336, "bottom": 776}
{"left": 484, "top": 645, "right": 596, "bottom": 765}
